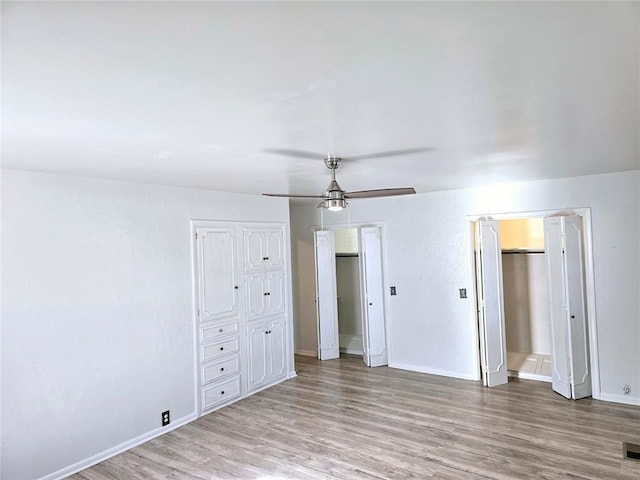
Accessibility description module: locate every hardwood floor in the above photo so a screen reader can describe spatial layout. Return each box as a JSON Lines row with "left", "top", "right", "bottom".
{"left": 73, "top": 355, "right": 640, "bottom": 479}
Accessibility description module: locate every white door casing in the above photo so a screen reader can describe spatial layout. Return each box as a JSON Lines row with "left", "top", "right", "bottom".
{"left": 359, "top": 227, "right": 388, "bottom": 367}
{"left": 475, "top": 220, "right": 508, "bottom": 387}
{"left": 314, "top": 230, "right": 340, "bottom": 360}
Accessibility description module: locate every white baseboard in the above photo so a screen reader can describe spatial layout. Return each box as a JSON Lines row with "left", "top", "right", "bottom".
{"left": 599, "top": 392, "right": 640, "bottom": 406}
{"left": 508, "top": 370, "right": 551, "bottom": 383}
{"left": 294, "top": 349, "right": 317, "bottom": 357}
{"left": 340, "top": 347, "right": 363, "bottom": 355}
{"left": 388, "top": 361, "right": 479, "bottom": 381}
{"left": 39, "top": 412, "right": 197, "bottom": 480}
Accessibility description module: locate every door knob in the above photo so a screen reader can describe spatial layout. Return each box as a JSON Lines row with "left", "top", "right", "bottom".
{"left": 369, "top": 302, "right": 373, "bottom": 306}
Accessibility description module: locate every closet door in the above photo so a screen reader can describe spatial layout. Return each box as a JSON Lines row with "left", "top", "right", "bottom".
{"left": 314, "top": 230, "right": 339, "bottom": 360}
{"left": 544, "top": 216, "right": 591, "bottom": 400}
{"left": 197, "top": 228, "right": 239, "bottom": 322}
{"left": 359, "top": 227, "right": 387, "bottom": 367}
{"left": 475, "top": 220, "right": 508, "bottom": 387}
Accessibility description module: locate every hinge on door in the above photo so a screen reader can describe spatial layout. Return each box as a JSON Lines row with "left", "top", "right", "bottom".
{"left": 195, "top": 232, "right": 198, "bottom": 240}
{"left": 197, "top": 308, "right": 200, "bottom": 317}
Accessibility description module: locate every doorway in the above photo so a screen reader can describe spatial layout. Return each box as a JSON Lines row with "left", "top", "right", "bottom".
{"left": 314, "top": 225, "right": 388, "bottom": 367}
{"left": 471, "top": 210, "right": 598, "bottom": 400}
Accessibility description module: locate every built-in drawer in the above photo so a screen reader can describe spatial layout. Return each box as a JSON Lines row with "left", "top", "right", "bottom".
{"left": 201, "top": 337, "right": 239, "bottom": 363}
{"left": 200, "top": 320, "right": 239, "bottom": 343}
{"left": 201, "top": 355, "right": 240, "bottom": 385}
{"left": 201, "top": 376, "right": 241, "bottom": 411}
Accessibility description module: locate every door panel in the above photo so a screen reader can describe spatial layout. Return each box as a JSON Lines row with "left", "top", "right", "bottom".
{"left": 244, "top": 229, "right": 265, "bottom": 271}
{"left": 360, "top": 227, "right": 387, "bottom": 367}
{"left": 199, "top": 228, "right": 239, "bottom": 322}
{"left": 265, "top": 270, "right": 285, "bottom": 316}
{"left": 246, "top": 273, "right": 266, "bottom": 321}
{"left": 544, "top": 217, "right": 572, "bottom": 398}
{"left": 268, "top": 318, "right": 287, "bottom": 380}
{"left": 266, "top": 229, "right": 285, "bottom": 268}
{"left": 545, "top": 215, "right": 592, "bottom": 400}
{"left": 247, "top": 322, "right": 268, "bottom": 389}
{"left": 314, "top": 230, "right": 340, "bottom": 360}
{"left": 476, "top": 220, "right": 508, "bottom": 387}
{"left": 564, "top": 217, "right": 591, "bottom": 399}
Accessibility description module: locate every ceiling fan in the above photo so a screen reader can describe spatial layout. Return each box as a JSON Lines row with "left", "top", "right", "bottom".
{"left": 262, "top": 148, "right": 429, "bottom": 211}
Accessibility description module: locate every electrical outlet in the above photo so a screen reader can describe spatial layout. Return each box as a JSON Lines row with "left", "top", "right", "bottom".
{"left": 459, "top": 288, "right": 467, "bottom": 299}
{"left": 162, "top": 410, "right": 170, "bottom": 426}
{"left": 623, "top": 385, "right": 631, "bottom": 395}
{"left": 390, "top": 286, "right": 397, "bottom": 296}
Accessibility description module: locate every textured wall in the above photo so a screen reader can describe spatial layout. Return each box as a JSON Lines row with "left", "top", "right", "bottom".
{"left": 1, "top": 170, "right": 290, "bottom": 479}
{"left": 290, "top": 170, "right": 640, "bottom": 404}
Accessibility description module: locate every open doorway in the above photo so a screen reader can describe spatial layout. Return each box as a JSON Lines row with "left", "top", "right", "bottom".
{"left": 471, "top": 210, "right": 597, "bottom": 400}
{"left": 314, "top": 225, "right": 388, "bottom": 367}
{"left": 500, "top": 218, "right": 552, "bottom": 382}
{"left": 335, "top": 229, "right": 364, "bottom": 356}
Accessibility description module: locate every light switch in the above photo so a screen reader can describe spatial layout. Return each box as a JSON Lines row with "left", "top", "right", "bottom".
{"left": 459, "top": 288, "right": 467, "bottom": 299}
{"left": 390, "top": 286, "right": 397, "bottom": 296}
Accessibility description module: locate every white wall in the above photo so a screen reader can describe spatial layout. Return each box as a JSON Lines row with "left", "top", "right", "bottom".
{"left": 290, "top": 170, "right": 640, "bottom": 404}
{"left": 502, "top": 253, "right": 551, "bottom": 355}
{"left": 336, "top": 256, "right": 362, "bottom": 339}
{"left": 1, "top": 170, "right": 290, "bottom": 480}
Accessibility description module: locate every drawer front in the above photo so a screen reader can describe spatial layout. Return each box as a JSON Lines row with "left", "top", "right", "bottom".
{"left": 201, "top": 337, "right": 239, "bottom": 362}
{"left": 201, "top": 355, "right": 240, "bottom": 385}
{"left": 200, "top": 320, "right": 239, "bottom": 343}
{"left": 201, "top": 376, "right": 241, "bottom": 411}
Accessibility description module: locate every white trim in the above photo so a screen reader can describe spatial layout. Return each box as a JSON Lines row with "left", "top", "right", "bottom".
{"left": 599, "top": 393, "right": 640, "bottom": 407}
{"left": 39, "top": 413, "right": 197, "bottom": 480}
{"left": 340, "top": 347, "right": 364, "bottom": 355}
{"left": 508, "top": 371, "right": 552, "bottom": 383}
{"left": 465, "top": 208, "right": 601, "bottom": 399}
{"left": 389, "top": 362, "right": 478, "bottom": 381}
{"left": 294, "top": 349, "right": 317, "bottom": 357}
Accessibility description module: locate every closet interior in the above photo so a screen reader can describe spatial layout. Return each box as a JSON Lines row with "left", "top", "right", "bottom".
{"left": 500, "top": 218, "right": 552, "bottom": 382}
{"left": 334, "top": 228, "right": 363, "bottom": 356}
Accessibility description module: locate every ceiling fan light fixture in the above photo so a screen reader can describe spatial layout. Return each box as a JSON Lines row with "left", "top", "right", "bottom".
{"left": 326, "top": 198, "right": 346, "bottom": 211}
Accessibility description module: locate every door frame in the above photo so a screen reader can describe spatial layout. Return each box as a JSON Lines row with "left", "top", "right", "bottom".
{"left": 465, "top": 207, "right": 600, "bottom": 399}
{"left": 310, "top": 222, "right": 392, "bottom": 363}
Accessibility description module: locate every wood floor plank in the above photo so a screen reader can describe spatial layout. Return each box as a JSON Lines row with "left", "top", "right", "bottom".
{"left": 72, "top": 355, "right": 640, "bottom": 479}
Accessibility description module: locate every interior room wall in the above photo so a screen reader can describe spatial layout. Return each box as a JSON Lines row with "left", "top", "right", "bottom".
{"left": 289, "top": 170, "right": 640, "bottom": 405}
{"left": 1, "top": 169, "right": 290, "bottom": 480}
{"left": 502, "top": 252, "right": 551, "bottom": 355}
{"left": 336, "top": 256, "right": 363, "bottom": 350}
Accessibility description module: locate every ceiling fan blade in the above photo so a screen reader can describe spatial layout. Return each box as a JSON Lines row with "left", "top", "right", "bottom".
{"left": 262, "top": 193, "right": 325, "bottom": 198}
{"left": 344, "top": 187, "right": 416, "bottom": 199}
{"left": 262, "top": 148, "right": 326, "bottom": 160}
{"left": 348, "top": 147, "right": 433, "bottom": 161}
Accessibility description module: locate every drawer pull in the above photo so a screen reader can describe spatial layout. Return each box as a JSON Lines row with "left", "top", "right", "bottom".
{"left": 219, "top": 328, "right": 224, "bottom": 333}
{"left": 221, "top": 391, "right": 225, "bottom": 395}
{"left": 220, "top": 347, "right": 224, "bottom": 351}
{"left": 234, "top": 286, "right": 238, "bottom": 290}
{"left": 220, "top": 367, "right": 224, "bottom": 371}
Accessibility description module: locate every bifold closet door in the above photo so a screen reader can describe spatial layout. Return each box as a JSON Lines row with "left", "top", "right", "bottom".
{"left": 475, "top": 220, "right": 508, "bottom": 387}
{"left": 544, "top": 216, "right": 591, "bottom": 400}
{"left": 359, "top": 227, "right": 387, "bottom": 367}
{"left": 314, "top": 230, "right": 339, "bottom": 360}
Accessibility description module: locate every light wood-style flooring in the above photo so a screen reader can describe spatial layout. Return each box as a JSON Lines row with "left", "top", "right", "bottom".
{"left": 73, "top": 354, "right": 640, "bottom": 479}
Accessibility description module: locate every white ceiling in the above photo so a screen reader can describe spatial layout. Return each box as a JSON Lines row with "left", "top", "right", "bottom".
{"left": 3, "top": 1, "right": 639, "bottom": 198}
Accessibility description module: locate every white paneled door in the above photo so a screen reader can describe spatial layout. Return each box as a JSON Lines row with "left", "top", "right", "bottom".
{"left": 314, "top": 230, "right": 340, "bottom": 360}
{"left": 544, "top": 216, "right": 591, "bottom": 400}
{"left": 198, "top": 228, "right": 239, "bottom": 322}
{"left": 359, "top": 227, "right": 387, "bottom": 367}
{"left": 475, "top": 220, "right": 508, "bottom": 387}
